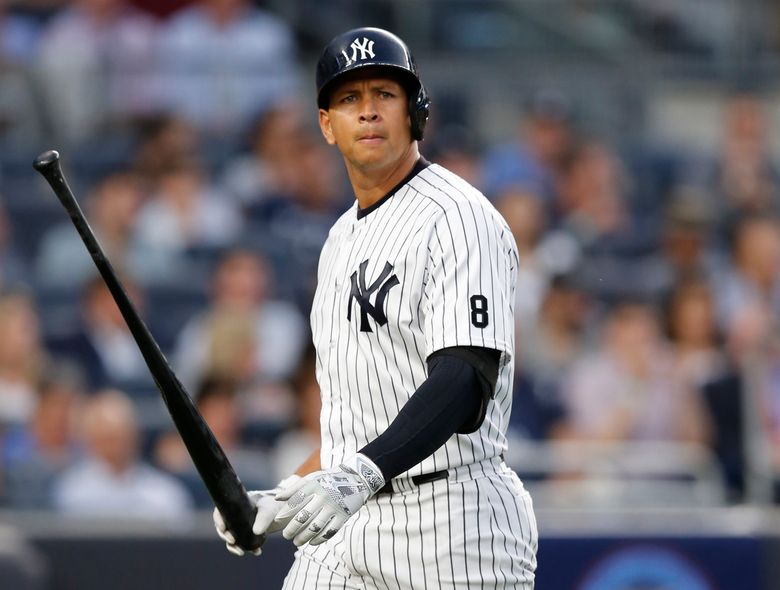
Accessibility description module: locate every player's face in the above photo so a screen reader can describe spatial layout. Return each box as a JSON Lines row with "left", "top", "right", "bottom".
{"left": 319, "top": 72, "right": 413, "bottom": 173}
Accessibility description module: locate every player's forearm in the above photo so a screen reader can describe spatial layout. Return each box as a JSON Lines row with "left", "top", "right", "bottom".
{"left": 294, "top": 448, "right": 321, "bottom": 476}
{"left": 359, "top": 349, "right": 496, "bottom": 481}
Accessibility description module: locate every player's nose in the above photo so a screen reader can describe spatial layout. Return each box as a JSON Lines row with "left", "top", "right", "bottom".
{"left": 358, "top": 98, "right": 379, "bottom": 122}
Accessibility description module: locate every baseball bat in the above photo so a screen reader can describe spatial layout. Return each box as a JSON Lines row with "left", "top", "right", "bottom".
{"left": 33, "top": 150, "right": 264, "bottom": 552}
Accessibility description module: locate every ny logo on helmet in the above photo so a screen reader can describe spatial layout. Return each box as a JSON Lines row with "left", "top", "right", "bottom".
{"left": 342, "top": 37, "right": 375, "bottom": 67}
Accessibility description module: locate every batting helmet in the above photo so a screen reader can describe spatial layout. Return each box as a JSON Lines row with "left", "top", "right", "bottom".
{"left": 316, "top": 27, "right": 430, "bottom": 141}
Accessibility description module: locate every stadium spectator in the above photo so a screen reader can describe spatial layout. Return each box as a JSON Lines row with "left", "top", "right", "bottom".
{"left": 136, "top": 160, "right": 242, "bottom": 268}
{"left": 53, "top": 389, "right": 193, "bottom": 522}
{"left": 219, "top": 103, "right": 308, "bottom": 206}
{"left": 154, "top": 376, "right": 274, "bottom": 506}
{"left": 704, "top": 213, "right": 780, "bottom": 503}
{"left": 556, "top": 298, "right": 709, "bottom": 444}
{"left": 156, "top": 0, "right": 301, "bottom": 136}
{"left": 35, "top": 170, "right": 151, "bottom": 289}
{"left": 46, "top": 276, "right": 152, "bottom": 391}
{"left": 131, "top": 114, "right": 200, "bottom": 184}
{"left": 496, "top": 189, "right": 579, "bottom": 336}
{"left": 0, "top": 292, "right": 47, "bottom": 427}
{"left": 651, "top": 189, "right": 720, "bottom": 298}
{"left": 664, "top": 278, "right": 725, "bottom": 390}
{"left": 172, "top": 248, "right": 306, "bottom": 392}
{"left": 555, "top": 140, "right": 630, "bottom": 237}
{"left": 713, "top": 214, "right": 780, "bottom": 330}
{"left": 1, "top": 361, "right": 85, "bottom": 509}
{"left": 245, "top": 132, "right": 349, "bottom": 308}
{"left": 481, "top": 89, "right": 575, "bottom": 202}
{"left": 518, "top": 273, "right": 592, "bottom": 380}
{"left": 509, "top": 274, "right": 592, "bottom": 441}
{"left": 554, "top": 140, "right": 661, "bottom": 300}
{"left": 702, "top": 303, "right": 779, "bottom": 501}
{"left": 702, "top": 94, "right": 780, "bottom": 236}
{"left": 178, "top": 306, "right": 297, "bottom": 433}
{"left": 35, "top": 0, "right": 158, "bottom": 142}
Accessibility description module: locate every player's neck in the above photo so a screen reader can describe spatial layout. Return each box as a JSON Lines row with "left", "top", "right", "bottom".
{"left": 347, "top": 144, "right": 419, "bottom": 210}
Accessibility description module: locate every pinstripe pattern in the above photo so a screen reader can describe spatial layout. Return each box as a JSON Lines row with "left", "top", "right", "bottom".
{"left": 311, "top": 164, "right": 518, "bottom": 474}
{"left": 303, "top": 162, "right": 535, "bottom": 588}
{"left": 283, "top": 461, "right": 537, "bottom": 589}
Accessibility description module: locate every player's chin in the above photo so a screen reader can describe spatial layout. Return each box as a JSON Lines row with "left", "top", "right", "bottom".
{"left": 353, "top": 143, "right": 387, "bottom": 160}
{"left": 351, "top": 146, "right": 393, "bottom": 168}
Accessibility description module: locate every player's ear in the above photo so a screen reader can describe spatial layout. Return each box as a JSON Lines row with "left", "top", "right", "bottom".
{"left": 319, "top": 109, "right": 336, "bottom": 145}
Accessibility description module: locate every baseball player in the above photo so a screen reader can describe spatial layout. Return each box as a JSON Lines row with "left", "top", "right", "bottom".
{"left": 214, "top": 27, "right": 538, "bottom": 588}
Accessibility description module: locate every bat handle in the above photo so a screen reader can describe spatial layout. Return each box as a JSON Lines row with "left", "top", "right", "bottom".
{"left": 33, "top": 149, "right": 61, "bottom": 172}
{"left": 226, "top": 494, "right": 265, "bottom": 551}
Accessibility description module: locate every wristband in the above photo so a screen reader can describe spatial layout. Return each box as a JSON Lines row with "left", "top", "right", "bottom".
{"left": 340, "top": 452, "right": 386, "bottom": 497}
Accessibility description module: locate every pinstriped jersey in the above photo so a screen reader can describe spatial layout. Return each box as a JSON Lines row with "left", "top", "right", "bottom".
{"left": 311, "top": 160, "right": 519, "bottom": 477}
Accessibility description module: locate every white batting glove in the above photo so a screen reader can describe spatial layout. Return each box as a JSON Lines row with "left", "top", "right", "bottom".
{"left": 212, "top": 474, "right": 302, "bottom": 556}
{"left": 273, "top": 453, "right": 385, "bottom": 547}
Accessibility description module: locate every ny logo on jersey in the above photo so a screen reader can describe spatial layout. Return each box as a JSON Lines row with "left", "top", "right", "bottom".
{"left": 342, "top": 37, "right": 375, "bottom": 67}
{"left": 347, "top": 259, "right": 399, "bottom": 333}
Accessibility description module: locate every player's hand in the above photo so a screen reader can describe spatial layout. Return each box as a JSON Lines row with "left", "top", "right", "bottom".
{"left": 273, "top": 453, "right": 385, "bottom": 547}
{"left": 213, "top": 475, "right": 302, "bottom": 556}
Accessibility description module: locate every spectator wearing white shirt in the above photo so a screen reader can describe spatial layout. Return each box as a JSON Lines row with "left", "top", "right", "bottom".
{"left": 36, "top": 0, "right": 158, "bottom": 141}
{"left": 156, "top": 0, "right": 301, "bottom": 135}
{"left": 35, "top": 170, "right": 149, "bottom": 289}
{"left": 135, "top": 158, "right": 241, "bottom": 249}
{"left": 54, "top": 389, "right": 193, "bottom": 523}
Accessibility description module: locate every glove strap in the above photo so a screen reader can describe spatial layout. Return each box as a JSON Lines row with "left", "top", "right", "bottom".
{"left": 341, "top": 453, "right": 386, "bottom": 497}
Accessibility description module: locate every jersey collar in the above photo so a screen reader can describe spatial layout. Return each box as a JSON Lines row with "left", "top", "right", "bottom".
{"left": 356, "top": 157, "right": 431, "bottom": 220}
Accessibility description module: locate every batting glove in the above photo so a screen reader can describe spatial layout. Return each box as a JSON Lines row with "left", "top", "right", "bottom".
{"left": 274, "top": 453, "right": 385, "bottom": 547}
{"left": 212, "top": 474, "right": 301, "bottom": 556}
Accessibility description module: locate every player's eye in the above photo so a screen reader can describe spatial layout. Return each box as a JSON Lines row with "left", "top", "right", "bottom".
{"left": 379, "top": 91, "right": 395, "bottom": 99}
{"left": 340, "top": 94, "right": 357, "bottom": 104}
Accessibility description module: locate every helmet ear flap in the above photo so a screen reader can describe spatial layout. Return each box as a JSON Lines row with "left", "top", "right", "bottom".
{"left": 410, "top": 85, "right": 430, "bottom": 141}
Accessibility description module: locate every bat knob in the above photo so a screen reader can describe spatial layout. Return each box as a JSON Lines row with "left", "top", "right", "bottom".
{"left": 33, "top": 150, "right": 60, "bottom": 172}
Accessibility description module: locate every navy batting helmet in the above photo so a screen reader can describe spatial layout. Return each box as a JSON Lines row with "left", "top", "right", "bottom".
{"left": 316, "top": 27, "right": 430, "bottom": 141}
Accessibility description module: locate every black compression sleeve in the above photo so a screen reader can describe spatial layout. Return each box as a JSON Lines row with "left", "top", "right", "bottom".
{"left": 430, "top": 346, "right": 500, "bottom": 433}
{"left": 359, "top": 349, "right": 498, "bottom": 481}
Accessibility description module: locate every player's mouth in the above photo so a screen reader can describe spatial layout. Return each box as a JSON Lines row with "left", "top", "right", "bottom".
{"left": 357, "top": 133, "right": 385, "bottom": 144}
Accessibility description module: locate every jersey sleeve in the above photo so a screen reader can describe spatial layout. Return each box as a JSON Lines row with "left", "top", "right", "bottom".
{"left": 423, "top": 200, "right": 518, "bottom": 362}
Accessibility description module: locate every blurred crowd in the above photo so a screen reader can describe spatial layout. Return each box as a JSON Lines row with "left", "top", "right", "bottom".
{"left": 2, "top": 0, "right": 780, "bottom": 521}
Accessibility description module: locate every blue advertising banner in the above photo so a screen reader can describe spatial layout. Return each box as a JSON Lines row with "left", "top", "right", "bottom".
{"left": 537, "top": 536, "right": 764, "bottom": 590}
{"left": 9, "top": 528, "right": 770, "bottom": 589}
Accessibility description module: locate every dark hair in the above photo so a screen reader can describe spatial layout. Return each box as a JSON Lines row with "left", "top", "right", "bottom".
{"left": 725, "top": 212, "right": 779, "bottom": 257}
{"left": 36, "top": 359, "right": 86, "bottom": 399}
{"left": 194, "top": 375, "right": 238, "bottom": 407}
